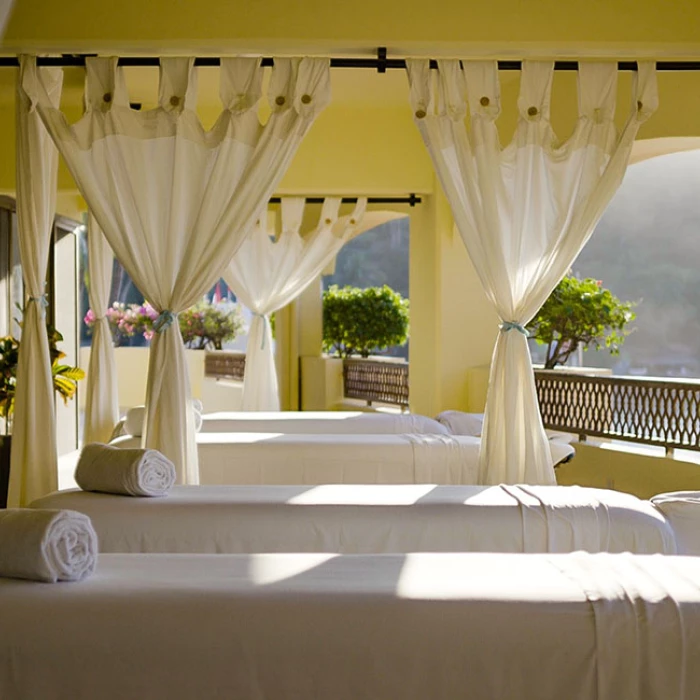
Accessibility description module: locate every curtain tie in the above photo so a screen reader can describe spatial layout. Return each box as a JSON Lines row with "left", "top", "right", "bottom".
{"left": 500, "top": 321, "right": 529, "bottom": 337}
{"left": 153, "top": 310, "right": 177, "bottom": 334}
{"left": 28, "top": 294, "right": 49, "bottom": 316}
{"left": 28, "top": 294, "right": 48, "bottom": 307}
{"left": 252, "top": 312, "right": 269, "bottom": 350}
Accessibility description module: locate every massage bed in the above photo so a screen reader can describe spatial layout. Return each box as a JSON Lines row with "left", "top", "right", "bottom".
{"left": 2, "top": 551, "right": 699, "bottom": 700}
{"left": 199, "top": 410, "right": 452, "bottom": 434}
{"left": 30, "top": 484, "right": 676, "bottom": 555}
{"left": 109, "top": 433, "right": 574, "bottom": 485}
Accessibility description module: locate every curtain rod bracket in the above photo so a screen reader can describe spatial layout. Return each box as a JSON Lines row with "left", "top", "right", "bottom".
{"left": 377, "top": 47, "right": 387, "bottom": 74}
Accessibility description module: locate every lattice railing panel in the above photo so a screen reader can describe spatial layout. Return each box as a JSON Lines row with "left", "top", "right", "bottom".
{"left": 535, "top": 371, "right": 700, "bottom": 452}
{"left": 343, "top": 359, "right": 409, "bottom": 408}
{"left": 204, "top": 351, "right": 246, "bottom": 382}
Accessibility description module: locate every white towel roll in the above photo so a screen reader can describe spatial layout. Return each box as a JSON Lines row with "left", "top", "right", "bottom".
{"left": 76, "top": 443, "right": 176, "bottom": 497}
{"left": 0, "top": 508, "right": 98, "bottom": 582}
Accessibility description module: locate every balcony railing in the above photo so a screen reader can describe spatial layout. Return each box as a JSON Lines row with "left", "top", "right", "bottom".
{"left": 204, "top": 351, "right": 246, "bottom": 382}
{"left": 535, "top": 370, "right": 700, "bottom": 454}
{"left": 343, "top": 358, "right": 409, "bottom": 409}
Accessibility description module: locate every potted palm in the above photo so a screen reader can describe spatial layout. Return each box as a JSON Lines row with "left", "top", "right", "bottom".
{"left": 0, "top": 325, "right": 85, "bottom": 507}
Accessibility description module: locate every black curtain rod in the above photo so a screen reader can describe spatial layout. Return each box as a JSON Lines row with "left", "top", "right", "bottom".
{"left": 268, "top": 194, "right": 421, "bottom": 207}
{"left": 0, "top": 49, "right": 699, "bottom": 71}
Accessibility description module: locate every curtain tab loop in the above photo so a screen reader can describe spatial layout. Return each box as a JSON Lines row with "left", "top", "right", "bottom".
{"left": 153, "top": 310, "right": 177, "bottom": 333}
{"left": 500, "top": 321, "right": 529, "bottom": 337}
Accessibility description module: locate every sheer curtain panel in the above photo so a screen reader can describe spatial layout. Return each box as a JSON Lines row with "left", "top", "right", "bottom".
{"left": 226, "top": 197, "right": 366, "bottom": 410}
{"left": 407, "top": 59, "right": 657, "bottom": 485}
{"left": 9, "top": 61, "right": 63, "bottom": 506}
{"left": 83, "top": 213, "right": 119, "bottom": 444}
{"left": 22, "top": 55, "right": 331, "bottom": 482}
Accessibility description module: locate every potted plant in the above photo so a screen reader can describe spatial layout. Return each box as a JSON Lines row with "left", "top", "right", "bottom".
{"left": 322, "top": 284, "right": 410, "bottom": 358}
{"left": 0, "top": 325, "right": 85, "bottom": 508}
{"left": 526, "top": 275, "right": 636, "bottom": 369}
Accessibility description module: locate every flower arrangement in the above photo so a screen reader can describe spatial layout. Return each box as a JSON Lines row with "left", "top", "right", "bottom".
{"left": 85, "top": 298, "right": 245, "bottom": 350}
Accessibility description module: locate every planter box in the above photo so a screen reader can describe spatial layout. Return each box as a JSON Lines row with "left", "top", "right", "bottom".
{"left": 342, "top": 357, "right": 409, "bottom": 409}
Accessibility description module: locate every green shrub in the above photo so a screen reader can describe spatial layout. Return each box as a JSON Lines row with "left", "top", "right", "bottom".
{"left": 322, "top": 285, "right": 409, "bottom": 358}
{"left": 526, "top": 275, "right": 635, "bottom": 369}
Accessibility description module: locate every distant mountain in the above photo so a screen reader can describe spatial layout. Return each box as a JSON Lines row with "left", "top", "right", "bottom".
{"left": 572, "top": 149, "right": 700, "bottom": 376}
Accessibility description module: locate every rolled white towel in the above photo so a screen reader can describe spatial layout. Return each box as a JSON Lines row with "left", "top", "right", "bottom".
{"left": 76, "top": 442, "right": 176, "bottom": 497}
{"left": 124, "top": 403, "right": 202, "bottom": 437}
{"left": 0, "top": 508, "right": 98, "bottom": 582}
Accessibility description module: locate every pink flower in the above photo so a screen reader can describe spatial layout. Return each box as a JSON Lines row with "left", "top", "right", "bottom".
{"left": 84, "top": 309, "right": 96, "bottom": 325}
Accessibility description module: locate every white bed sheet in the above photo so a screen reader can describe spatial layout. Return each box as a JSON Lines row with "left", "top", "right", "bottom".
{"left": 2, "top": 551, "right": 700, "bottom": 700}
{"left": 110, "top": 433, "right": 574, "bottom": 485}
{"left": 30, "top": 484, "right": 676, "bottom": 555}
{"left": 200, "top": 410, "right": 451, "bottom": 434}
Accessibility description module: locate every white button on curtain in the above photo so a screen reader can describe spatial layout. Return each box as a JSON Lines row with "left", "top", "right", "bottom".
{"left": 407, "top": 58, "right": 657, "bottom": 485}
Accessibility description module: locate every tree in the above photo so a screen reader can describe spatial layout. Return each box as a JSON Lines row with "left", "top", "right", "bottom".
{"left": 322, "top": 285, "right": 409, "bottom": 358}
{"left": 527, "top": 275, "right": 635, "bottom": 369}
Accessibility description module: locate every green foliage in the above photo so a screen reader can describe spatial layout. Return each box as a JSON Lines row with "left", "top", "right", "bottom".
{"left": 178, "top": 301, "right": 244, "bottom": 350}
{"left": 0, "top": 325, "right": 86, "bottom": 429}
{"left": 527, "top": 275, "right": 636, "bottom": 369}
{"left": 322, "top": 285, "right": 409, "bottom": 358}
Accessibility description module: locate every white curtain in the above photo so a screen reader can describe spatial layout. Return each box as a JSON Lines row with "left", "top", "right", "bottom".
{"left": 407, "top": 59, "right": 657, "bottom": 485}
{"left": 23, "top": 55, "right": 331, "bottom": 483}
{"left": 226, "top": 197, "right": 366, "bottom": 410}
{"left": 8, "top": 62, "right": 63, "bottom": 506}
{"left": 83, "top": 213, "right": 118, "bottom": 444}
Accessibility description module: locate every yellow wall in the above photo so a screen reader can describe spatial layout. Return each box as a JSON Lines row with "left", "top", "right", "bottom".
{"left": 409, "top": 185, "right": 499, "bottom": 416}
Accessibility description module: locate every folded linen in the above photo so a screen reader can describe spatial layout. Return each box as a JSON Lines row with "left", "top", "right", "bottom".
{"left": 0, "top": 508, "right": 97, "bottom": 582}
{"left": 124, "top": 403, "right": 202, "bottom": 437}
{"left": 76, "top": 443, "right": 176, "bottom": 497}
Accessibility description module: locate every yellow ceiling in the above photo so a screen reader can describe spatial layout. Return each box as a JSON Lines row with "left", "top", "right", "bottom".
{"left": 2, "top": 0, "right": 700, "bottom": 57}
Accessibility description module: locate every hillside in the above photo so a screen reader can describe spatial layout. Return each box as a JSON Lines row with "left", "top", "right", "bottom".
{"left": 573, "top": 149, "right": 700, "bottom": 376}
